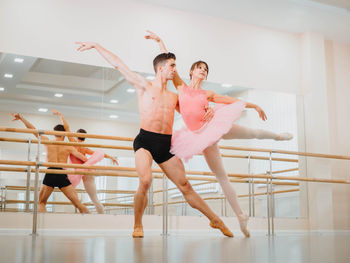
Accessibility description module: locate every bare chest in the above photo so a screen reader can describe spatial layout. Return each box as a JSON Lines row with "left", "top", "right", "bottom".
{"left": 140, "top": 90, "right": 177, "bottom": 112}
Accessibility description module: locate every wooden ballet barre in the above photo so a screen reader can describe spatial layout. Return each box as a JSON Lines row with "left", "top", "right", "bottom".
{"left": 2, "top": 208, "right": 24, "bottom": 212}
{"left": 99, "top": 195, "right": 135, "bottom": 202}
{"left": 219, "top": 145, "right": 350, "bottom": 161}
{"left": 0, "top": 165, "right": 300, "bottom": 186}
{"left": 0, "top": 159, "right": 299, "bottom": 178}
{"left": 6, "top": 199, "right": 134, "bottom": 207}
{"left": 2, "top": 126, "right": 350, "bottom": 161}
{"left": 220, "top": 188, "right": 300, "bottom": 199}
{"left": 152, "top": 181, "right": 214, "bottom": 194}
{"left": 0, "top": 164, "right": 339, "bottom": 185}
{"left": 4, "top": 185, "right": 135, "bottom": 194}
{"left": 0, "top": 126, "right": 134, "bottom": 142}
{"left": 151, "top": 180, "right": 298, "bottom": 195}
{"left": 101, "top": 188, "right": 300, "bottom": 212}
{"left": 271, "top": 167, "right": 298, "bottom": 174}
{"left": 99, "top": 182, "right": 215, "bottom": 202}
{"left": 0, "top": 160, "right": 213, "bottom": 176}
{"left": 221, "top": 153, "right": 298, "bottom": 163}
{"left": 0, "top": 166, "right": 300, "bottom": 190}
{"left": 0, "top": 137, "right": 298, "bottom": 162}
{"left": 0, "top": 137, "right": 133, "bottom": 150}
{"left": 154, "top": 188, "right": 301, "bottom": 207}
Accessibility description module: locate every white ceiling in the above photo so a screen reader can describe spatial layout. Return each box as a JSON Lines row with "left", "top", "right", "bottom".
{"left": 137, "top": 0, "right": 350, "bottom": 43}
{"left": 0, "top": 52, "right": 244, "bottom": 122}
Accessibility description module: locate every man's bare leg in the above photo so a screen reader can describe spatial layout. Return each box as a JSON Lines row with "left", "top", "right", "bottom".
{"left": 60, "top": 185, "right": 90, "bottom": 213}
{"left": 133, "top": 149, "right": 153, "bottom": 238}
{"left": 38, "top": 185, "right": 54, "bottom": 212}
{"left": 159, "top": 156, "right": 233, "bottom": 237}
{"left": 82, "top": 175, "right": 104, "bottom": 214}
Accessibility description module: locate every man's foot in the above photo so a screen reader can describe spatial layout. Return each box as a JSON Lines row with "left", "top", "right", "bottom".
{"left": 238, "top": 214, "right": 250, "bottom": 237}
{"left": 275, "top": 132, "right": 293, "bottom": 141}
{"left": 132, "top": 226, "right": 144, "bottom": 238}
{"left": 78, "top": 205, "right": 90, "bottom": 214}
{"left": 210, "top": 218, "right": 234, "bottom": 238}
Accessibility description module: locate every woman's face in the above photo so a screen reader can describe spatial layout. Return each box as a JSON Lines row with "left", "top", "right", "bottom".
{"left": 191, "top": 63, "right": 208, "bottom": 80}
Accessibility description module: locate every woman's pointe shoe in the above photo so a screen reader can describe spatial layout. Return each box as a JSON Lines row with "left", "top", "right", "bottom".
{"left": 275, "top": 132, "right": 293, "bottom": 141}
{"left": 210, "top": 219, "right": 234, "bottom": 237}
{"left": 238, "top": 214, "right": 250, "bottom": 237}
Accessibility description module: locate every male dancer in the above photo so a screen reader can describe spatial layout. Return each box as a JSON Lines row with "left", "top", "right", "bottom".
{"left": 76, "top": 41, "right": 233, "bottom": 237}
{"left": 11, "top": 113, "right": 90, "bottom": 213}
{"left": 52, "top": 109, "right": 118, "bottom": 213}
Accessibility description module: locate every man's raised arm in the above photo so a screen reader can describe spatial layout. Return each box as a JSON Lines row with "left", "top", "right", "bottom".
{"left": 11, "top": 113, "right": 49, "bottom": 140}
{"left": 76, "top": 42, "right": 150, "bottom": 91}
{"left": 144, "top": 31, "right": 186, "bottom": 89}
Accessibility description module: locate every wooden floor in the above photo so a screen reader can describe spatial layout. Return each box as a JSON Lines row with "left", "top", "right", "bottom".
{"left": 0, "top": 231, "right": 350, "bottom": 263}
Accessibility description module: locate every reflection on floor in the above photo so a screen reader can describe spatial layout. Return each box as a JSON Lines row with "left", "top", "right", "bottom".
{"left": 0, "top": 231, "right": 350, "bottom": 263}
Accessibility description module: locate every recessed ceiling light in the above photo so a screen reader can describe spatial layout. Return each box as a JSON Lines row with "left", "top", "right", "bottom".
{"left": 4, "top": 74, "right": 13, "bottom": 78}
{"left": 146, "top": 75, "right": 155, "bottom": 80}
{"left": 221, "top": 83, "right": 232, "bottom": 88}
{"left": 54, "top": 93, "right": 63, "bottom": 98}
{"left": 110, "top": 99, "right": 119, "bottom": 103}
{"left": 127, "top": 88, "right": 136, "bottom": 93}
{"left": 14, "top": 58, "right": 24, "bottom": 63}
{"left": 0, "top": 87, "right": 4, "bottom": 91}
{"left": 38, "top": 108, "right": 48, "bottom": 112}
{"left": 109, "top": 115, "right": 118, "bottom": 119}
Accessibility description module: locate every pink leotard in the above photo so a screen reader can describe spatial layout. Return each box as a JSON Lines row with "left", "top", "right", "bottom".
{"left": 171, "top": 85, "right": 246, "bottom": 161}
{"left": 68, "top": 150, "right": 104, "bottom": 187}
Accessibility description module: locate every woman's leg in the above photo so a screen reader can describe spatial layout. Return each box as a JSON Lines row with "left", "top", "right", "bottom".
{"left": 203, "top": 143, "right": 250, "bottom": 237}
{"left": 222, "top": 124, "right": 292, "bottom": 140}
{"left": 82, "top": 175, "right": 104, "bottom": 214}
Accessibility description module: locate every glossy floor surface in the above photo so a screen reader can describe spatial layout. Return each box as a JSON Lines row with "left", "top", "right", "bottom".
{"left": 1, "top": 231, "right": 350, "bottom": 263}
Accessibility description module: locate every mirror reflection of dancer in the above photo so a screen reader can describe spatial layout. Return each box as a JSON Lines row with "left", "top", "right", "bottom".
{"left": 76, "top": 41, "right": 233, "bottom": 238}
{"left": 11, "top": 113, "right": 90, "bottom": 213}
{"left": 52, "top": 110, "right": 118, "bottom": 214}
{"left": 146, "top": 31, "right": 293, "bottom": 237}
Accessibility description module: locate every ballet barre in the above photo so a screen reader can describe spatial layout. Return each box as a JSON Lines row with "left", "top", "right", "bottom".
{"left": 0, "top": 136, "right": 298, "bottom": 162}
{"left": 2, "top": 126, "right": 350, "bottom": 237}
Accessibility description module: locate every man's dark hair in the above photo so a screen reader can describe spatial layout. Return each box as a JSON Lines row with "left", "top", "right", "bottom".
{"left": 53, "top": 124, "right": 65, "bottom": 132}
{"left": 77, "top": 128, "right": 87, "bottom": 141}
{"left": 153, "top": 52, "right": 176, "bottom": 73}
{"left": 189, "top": 60, "right": 209, "bottom": 79}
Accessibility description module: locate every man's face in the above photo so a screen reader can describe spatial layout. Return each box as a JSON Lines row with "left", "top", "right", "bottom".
{"left": 160, "top": 58, "right": 176, "bottom": 80}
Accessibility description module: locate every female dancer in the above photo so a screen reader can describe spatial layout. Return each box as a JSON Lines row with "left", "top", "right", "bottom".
{"left": 52, "top": 110, "right": 118, "bottom": 214}
{"left": 146, "top": 31, "right": 293, "bottom": 236}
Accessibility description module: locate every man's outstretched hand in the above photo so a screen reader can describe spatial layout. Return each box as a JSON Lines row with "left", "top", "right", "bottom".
{"left": 11, "top": 113, "right": 22, "bottom": 121}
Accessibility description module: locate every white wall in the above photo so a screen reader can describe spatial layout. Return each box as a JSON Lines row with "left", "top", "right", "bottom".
{"left": 327, "top": 42, "right": 350, "bottom": 229}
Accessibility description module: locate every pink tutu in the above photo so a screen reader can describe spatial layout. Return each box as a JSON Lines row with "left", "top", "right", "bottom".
{"left": 171, "top": 101, "right": 245, "bottom": 162}
{"left": 67, "top": 150, "right": 104, "bottom": 187}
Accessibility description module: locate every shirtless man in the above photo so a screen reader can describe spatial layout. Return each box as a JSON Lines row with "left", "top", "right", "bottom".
{"left": 11, "top": 113, "right": 90, "bottom": 213}
{"left": 76, "top": 41, "right": 233, "bottom": 238}
{"left": 52, "top": 109, "right": 118, "bottom": 213}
